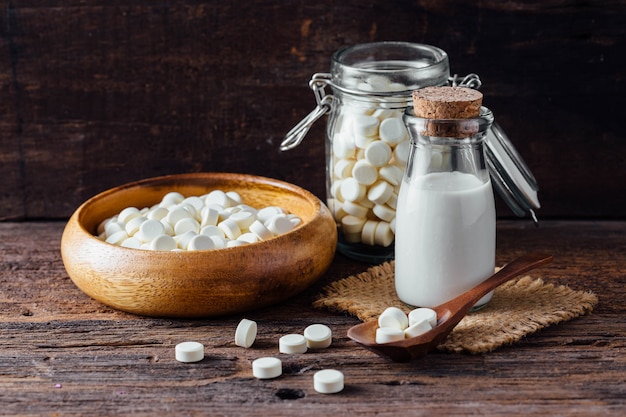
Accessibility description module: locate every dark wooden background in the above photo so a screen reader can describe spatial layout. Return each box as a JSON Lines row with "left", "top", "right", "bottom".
{"left": 1, "top": 0, "right": 624, "bottom": 221}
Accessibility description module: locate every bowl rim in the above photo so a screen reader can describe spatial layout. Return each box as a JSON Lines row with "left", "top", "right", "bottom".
{"left": 69, "top": 171, "right": 329, "bottom": 257}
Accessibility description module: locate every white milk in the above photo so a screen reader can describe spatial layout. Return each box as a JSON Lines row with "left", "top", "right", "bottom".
{"left": 395, "top": 171, "right": 495, "bottom": 308}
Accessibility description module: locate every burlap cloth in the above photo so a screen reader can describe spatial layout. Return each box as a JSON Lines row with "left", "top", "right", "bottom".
{"left": 314, "top": 261, "right": 598, "bottom": 354}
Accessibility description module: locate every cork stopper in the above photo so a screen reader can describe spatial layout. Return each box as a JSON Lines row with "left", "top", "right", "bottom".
{"left": 411, "top": 86, "right": 483, "bottom": 137}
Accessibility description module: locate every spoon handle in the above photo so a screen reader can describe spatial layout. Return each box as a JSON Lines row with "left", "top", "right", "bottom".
{"left": 440, "top": 252, "right": 553, "bottom": 322}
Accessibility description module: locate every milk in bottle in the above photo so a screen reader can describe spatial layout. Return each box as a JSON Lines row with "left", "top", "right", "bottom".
{"left": 395, "top": 87, "right": 496, "bottom": 308}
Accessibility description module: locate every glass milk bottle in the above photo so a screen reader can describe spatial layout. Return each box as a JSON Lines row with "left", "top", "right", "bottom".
{"left": 396, "top": 106, "right": 496, "bottom": 308}
{"left": 282, "top": 42, "right": 480, "bottom": 264}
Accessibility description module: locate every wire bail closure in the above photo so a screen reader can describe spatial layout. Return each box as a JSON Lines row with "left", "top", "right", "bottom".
{"left": 280, "top": 73, "right": 333, "bottom": 151}
{"left": 281, "top": 73, "right": 482, "bottom": 151}
{"left": 449, "top": 73, "right": 482, "bottom": 89}
{"left": 281, "top": 66, "right": 539, "bottom": 224}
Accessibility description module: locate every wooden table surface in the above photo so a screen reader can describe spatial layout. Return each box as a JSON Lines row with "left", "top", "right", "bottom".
{"left": 1, "top": 220, "right": 624, "bottom": 416}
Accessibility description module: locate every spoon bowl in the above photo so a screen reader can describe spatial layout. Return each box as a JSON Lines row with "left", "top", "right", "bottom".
{"left": 347, "top": 252, "right": 553, "bottom": 362}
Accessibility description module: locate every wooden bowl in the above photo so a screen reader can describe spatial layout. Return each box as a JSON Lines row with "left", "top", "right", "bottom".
{"left": 61, "top": 173, "right": 337, "bottom": 318}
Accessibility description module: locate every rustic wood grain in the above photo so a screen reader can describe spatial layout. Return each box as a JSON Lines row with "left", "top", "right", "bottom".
{"left": 0, "top": 220, "right": 624, "bottom": 415}
{"left": 1, "top": 1, "right": 625, "bottom": 220}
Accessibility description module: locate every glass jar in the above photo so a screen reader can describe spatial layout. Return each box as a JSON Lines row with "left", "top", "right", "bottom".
{"left": 396, "top": 107, "right": 496, "bottom": 309}
{"left": 282, "top": 42, "right": 478, "bottom": 263}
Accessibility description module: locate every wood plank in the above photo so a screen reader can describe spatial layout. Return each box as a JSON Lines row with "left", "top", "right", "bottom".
{"left": 0, "top": 4, "right": 24, "bottom": 221}
{"left": 0, "top": 220, "right": 624, "bottom": 415}
{"left": 0, "top": 1, "right": 625, "bottom": 220}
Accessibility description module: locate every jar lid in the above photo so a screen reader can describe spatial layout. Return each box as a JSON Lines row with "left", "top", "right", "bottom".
{"left": 485, "top": 122, "right": 540, "bottom": 224}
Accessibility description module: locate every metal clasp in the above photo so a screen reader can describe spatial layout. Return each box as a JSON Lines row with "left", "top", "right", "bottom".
{"left": 280, "top": 73, "right": 333, "bottom": 151}
{"left": 281, "top": 72, "right": 483, "bottom": 151}
{"left": 449, "top": 73, "right": 482, "bottom": 89}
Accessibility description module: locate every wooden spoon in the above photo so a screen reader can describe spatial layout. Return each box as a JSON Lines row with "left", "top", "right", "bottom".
{"left": 347, "top": 252, "right": 553, "bottom": 362}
